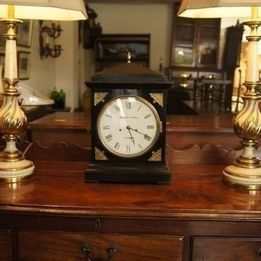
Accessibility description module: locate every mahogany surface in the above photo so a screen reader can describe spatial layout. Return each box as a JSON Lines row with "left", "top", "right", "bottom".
{"left": 3, "top": 112, "right": 261, "bottom": 260}
{"left": 29, "top": 112, "right": 90, "bottom": 130}
{"left": 1, "top": 160, "right": 260, "bottom": 218}
{"left": 29, "top": 112, "right": 91, "bottom": 148}
{"left": 0, "top": 159, "right": 261, "bottom": 260}
{"left": 29, "top": 112, "right": 233, "bottom": 132}
{"left": 29, "top": 112, "right": 240, "bottom": 150}
{"left": 193, "top": 237, "right": 261, "bottom": 261}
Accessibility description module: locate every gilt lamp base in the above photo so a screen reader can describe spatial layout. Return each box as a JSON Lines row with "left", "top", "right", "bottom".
{"left": 223, "top": 164, "right": 261, "bottom": 189}
{"left": 0, "top": 159, "right": 34, "bottom": 182}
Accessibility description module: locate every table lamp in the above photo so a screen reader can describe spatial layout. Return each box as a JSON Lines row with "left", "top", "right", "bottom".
{"left": 178, "top": 1, "right": 261, "bottom": 189}
{"left": 0, "top": 0, "right": 87, "bottom": 181}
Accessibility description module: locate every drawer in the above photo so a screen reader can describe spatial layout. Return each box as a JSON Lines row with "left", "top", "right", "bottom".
{"left": 171, "top": 70, "right": 197, "bottom": 79}
{"left": 192, "top": 237, "right": 261, "bottom": 261}
{"left": 31, "top": 129, "right": 91, "bottom": 147}
{"left": 198, "top": 71, "right": 223, "bottom": 80}
{"left": 0, "top": 229, "right": 12, "bottom": 261}
{"left": 173, "top": 80, "right": 195, "bottom": 89}
{"left": 19, "top": 231, "right": 183, "bottom": 261}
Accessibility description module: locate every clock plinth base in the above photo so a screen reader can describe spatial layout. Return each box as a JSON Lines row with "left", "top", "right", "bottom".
{"left": 85, "top": 163, "right": 170, "bottom": 184}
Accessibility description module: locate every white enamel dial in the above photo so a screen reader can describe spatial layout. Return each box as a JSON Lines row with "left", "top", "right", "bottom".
{"left": 97, "top": 96, "right": 161, "bottom": 158}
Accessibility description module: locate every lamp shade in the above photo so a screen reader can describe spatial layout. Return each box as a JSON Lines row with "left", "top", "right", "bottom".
{"left": 0, "top": 0, "right": 87, "bottom": 20}
{"left": 178, "top": 0, "right": 261, "bottom": 18}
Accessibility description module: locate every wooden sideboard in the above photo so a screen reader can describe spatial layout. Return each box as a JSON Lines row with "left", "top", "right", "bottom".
{"left": 28, "top": 112, "right": 242, "bottom": 149}
{"left": 29, "top": 112, "right": 91, "bottom": 147}
{"left": 0, "top": 158, "right": 261, "bottom": 261}
{"left": 23, "top": 105, "right": 54, "bottom": 122}
{"left": 28, "top": 112, "right": 247, "bottom": 165}
{"left": 29, "top": 112, "right": 238, "bottom": 147}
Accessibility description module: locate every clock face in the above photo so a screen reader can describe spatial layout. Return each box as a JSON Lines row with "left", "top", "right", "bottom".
{"left": 97, "top": 95, "right": 161, "bottom": 158}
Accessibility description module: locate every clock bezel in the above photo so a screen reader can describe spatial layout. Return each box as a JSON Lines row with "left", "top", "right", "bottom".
{"left": 96, "top": 95, "right": 161, "bottom": 159}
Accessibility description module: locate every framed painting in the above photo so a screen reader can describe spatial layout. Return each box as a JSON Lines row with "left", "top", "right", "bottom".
{"left": 0, "top": 20, "right": 33, "bottom": 47}
{"left": 0, "top": 25, "right": 5, "bottom": 46}
{"left": 17, "top": 20, "right": 33, "bottom": 47}
{"left": 18, "top": 51, "right": 31, "bottom": 80}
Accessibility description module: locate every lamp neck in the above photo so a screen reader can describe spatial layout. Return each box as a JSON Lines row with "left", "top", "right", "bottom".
{"left": 242, "top": 19, "right": 261, "bottom": 95}
{"left": 252, "top": 7, "right": 259, "bottom": 20}
{"left": 8, "top": 5, "right": 15, "bottom": 19}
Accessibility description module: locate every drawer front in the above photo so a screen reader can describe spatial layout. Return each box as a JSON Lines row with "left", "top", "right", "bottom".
{"left": 19, "top": 231, "right": 183, "bottom": 261}
{"left": 173, "top": 80, "right": 195, "bottom": 89}
{"left": 171, "top": 70, "right": 197, "bottom": 79}
{"left": 31, "top": 129, "right": 91, "bottom": 147}
{"left": 198, "top": 71, "right": 223, "bottom": 80}
{"left": 0, "top": 229, "right": 12, "bottom": 261}
{"left": 192, "top": 237, "right": 261, "bottom": 261}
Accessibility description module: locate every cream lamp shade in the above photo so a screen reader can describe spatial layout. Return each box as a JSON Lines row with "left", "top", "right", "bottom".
{"left": 178, "top": 0, "right": 261, "bottom": 18}
{"left": 0, "top": 0, "right": 87, "bottom": 20}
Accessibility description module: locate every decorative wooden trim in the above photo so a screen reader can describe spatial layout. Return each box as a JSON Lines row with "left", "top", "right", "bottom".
{"left": 166, "top": 143, "right": 243, "bottom": 165}
{"left": 22, "top": 141, "right": 91, "bottom": 162}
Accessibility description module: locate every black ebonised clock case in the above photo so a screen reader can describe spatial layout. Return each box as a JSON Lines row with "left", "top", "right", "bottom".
{"left": 85, "top": 63, "right": 172, "bottom": 184}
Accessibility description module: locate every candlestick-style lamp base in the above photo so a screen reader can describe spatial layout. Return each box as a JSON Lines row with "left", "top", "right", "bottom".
{"left": 0, "top": 159, "right": 34, "bottom": 181}
{"left": 0, "top": 139, "right": 34, "bottom": 182}
{"left": 0, "top": 13, "right": 35, "bottom": 183}
{"left": 177, "top": 0, "right": 261, "bottom": 191}
{"left": 223, "top": 165, "right": 261, "bottom": 189}
{"left": 0, "top": 2, "right": 86, "bottom": 183}
{"left": 222, "top": 18, "right": 261, "bottom": 190}
{"left": 222, "top": 94, "right": 261, "bottom": 189}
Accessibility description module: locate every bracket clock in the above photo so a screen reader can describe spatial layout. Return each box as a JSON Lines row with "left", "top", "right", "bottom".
{"left": 85, "top": 63, "right": 172, "bottom": 183}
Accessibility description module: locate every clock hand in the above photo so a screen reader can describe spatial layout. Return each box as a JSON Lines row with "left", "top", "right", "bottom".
{"left": 127, "top": 126, "right": 151, "bottom": 140}
{"left": 126, "top": 126, "right": 135, "bottom": 144}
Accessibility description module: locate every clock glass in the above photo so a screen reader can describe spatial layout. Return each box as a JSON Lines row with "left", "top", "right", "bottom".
{"left": 97, "top": 95, "right": 161, "bottom": 158}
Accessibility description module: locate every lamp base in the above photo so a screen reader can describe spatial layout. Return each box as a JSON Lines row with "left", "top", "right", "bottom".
{"left": 223, "top": 164, "right": 261, "bottom": 189}
{"left": 0, "top": 159, "right": 34, "bottom": 182}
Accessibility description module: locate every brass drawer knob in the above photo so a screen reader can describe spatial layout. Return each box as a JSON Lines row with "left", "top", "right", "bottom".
{"left": 81, "top": 244, "right": 119, "bottom": 261}
{"left": 81, "top": 245, "right": 91, "bottom": 254}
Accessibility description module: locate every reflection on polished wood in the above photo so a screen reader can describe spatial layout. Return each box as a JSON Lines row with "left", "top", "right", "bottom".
{"left": 166, "top": 114, "right": 239, "bottom": 149}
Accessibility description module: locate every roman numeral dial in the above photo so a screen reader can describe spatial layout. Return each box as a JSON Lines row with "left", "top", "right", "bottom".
{"left": 97, "top": 96, "right": 160, "bottom": 158}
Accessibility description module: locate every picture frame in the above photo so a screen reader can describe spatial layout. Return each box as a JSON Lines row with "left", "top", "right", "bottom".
{"left": 0, "top": 20, "right": 33, "bottom": 47}
{"left": 18, "top": 51, "right": 31, "bottom": 80}
{"left": 0, "top": 52, "right": 4, "bottom": 68}
{"left": 17, "top": 20, "right": 33, "bottom": 47}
